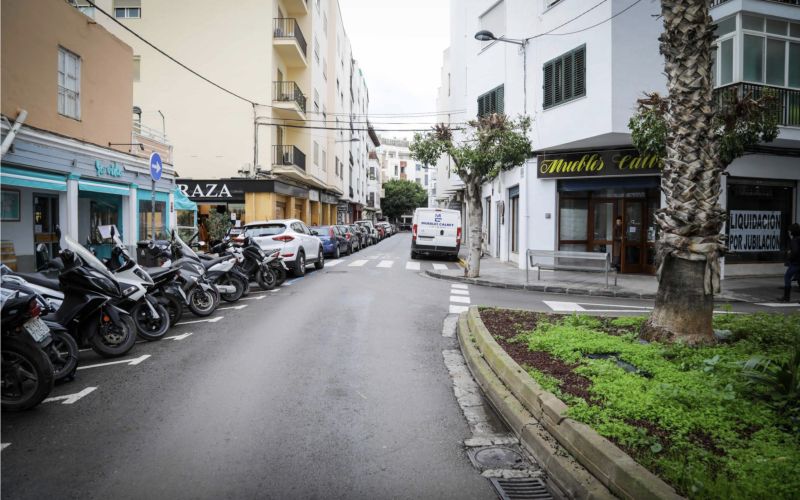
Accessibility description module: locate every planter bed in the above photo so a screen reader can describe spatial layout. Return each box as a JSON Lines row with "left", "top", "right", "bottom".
{"left": 479, "top": 307, "right": 800, "bottom": 499}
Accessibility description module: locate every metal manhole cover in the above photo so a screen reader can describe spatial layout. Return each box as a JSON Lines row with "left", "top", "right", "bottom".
{"left": 468, "top": 446, "right": 527, "bottom": 470}
{"left": 489, "top": 477, "right": 552, "bottom": 500}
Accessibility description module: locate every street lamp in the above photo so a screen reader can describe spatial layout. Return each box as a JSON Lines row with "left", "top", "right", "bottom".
{"left": 473, "top": 30, "right": 528, "bottom": 112}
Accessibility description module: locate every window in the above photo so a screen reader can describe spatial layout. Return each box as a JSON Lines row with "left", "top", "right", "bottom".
{"left": 313, "top": 141, "right": 319, "bottom": 166}
{"left": 545, "top": 0, "right": 562, "bottom": 9}
{"left": 718, "top": 38, "right": 734, "bottom": 85}
{"left": 738, "top": 14, "right": 800, "bottom": 88}
{"left": 58, "top": 47, "right": 81, "bottom": 119}
{"left": 113, "top": 0, "right": 141, "bottom": 18}
{"left": 335, "top": 156, "right": 340, "bottom": 176}
{"left": 479, "top": 0, "right": 505, "bottom": 49}
{"left": 477, "top": 84, "right": 504, "bottom": 116}
{"left": 743, "top": 34, "right": 764, "bottom": 82}
{"left": 322, "top": 148, "right": 327, "bottom": 171}
{"left": 132, "top": 56, "right": 140, "bottom": 82}
{"left": 543, "top": 45, "right": 586, "bottom": 109}
{"left": 314, "top": 89, "right": 320, "bottom": 113}
{"left": 314, "top": 39, "right": 320, "bottom": 63}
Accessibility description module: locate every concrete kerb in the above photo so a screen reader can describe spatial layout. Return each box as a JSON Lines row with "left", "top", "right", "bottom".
{"left": 460, "top": 306, "right": 684, "bottom": 500}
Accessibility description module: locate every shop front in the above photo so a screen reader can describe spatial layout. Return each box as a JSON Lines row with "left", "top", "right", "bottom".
{"left": 0, "top": 126, "right": 175, "bottom": 271}
{"left": 538, "top": 148, "right": 662, "bottom": 274}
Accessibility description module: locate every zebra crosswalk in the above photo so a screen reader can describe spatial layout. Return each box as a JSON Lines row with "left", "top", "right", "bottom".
{"left": 324, "top": 258, "right": 457, "bottom": 271}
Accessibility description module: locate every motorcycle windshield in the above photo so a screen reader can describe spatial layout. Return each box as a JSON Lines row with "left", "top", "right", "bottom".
{"left": 63, "top": 235, "right": 118, "bottom": 283}
{"left": 176, "top": 233, "right": 200, "bottom": 260}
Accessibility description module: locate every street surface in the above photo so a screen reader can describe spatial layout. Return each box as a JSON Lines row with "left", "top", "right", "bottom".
{"left": 1, "top": 233, "right": 789, "bottom": 499}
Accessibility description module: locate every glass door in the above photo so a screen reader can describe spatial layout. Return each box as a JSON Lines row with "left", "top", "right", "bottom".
{"left": 622, "top": 200, "right": 645, "bottom": 273}
{"left": 509, "top": 194, "right": 519, "bottom": 256}
{"left": 33, "top": 194, "right": 60, "bottom": 270}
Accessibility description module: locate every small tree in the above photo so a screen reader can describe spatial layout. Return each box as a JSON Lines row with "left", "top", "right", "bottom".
{"left": 629, "top": 0, "right": 779, "bottom": 344}
{"left": 410, "top": 115, "right": 531, "bottom": 277}
{"left": 205, "top": 208, "right": 232, "bottom": 243}
{"left": 381, "top": 179, "right": 428, "bottom": 221}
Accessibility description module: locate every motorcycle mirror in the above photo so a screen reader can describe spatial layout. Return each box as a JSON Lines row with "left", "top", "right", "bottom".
{"left": 110, "top": 226, "right": 116, "bottom": 237}
{"left": 55, "top": 225, "right": 61, "bottom": 240}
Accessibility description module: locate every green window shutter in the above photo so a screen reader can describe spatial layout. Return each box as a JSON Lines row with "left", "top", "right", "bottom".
{"left": 496, "top": 85, "right": 504, "bottom": 114}
{"left": 543, "top": 62, "right": 554, "bottom": 108}
{"left": 554, "top": 59, "right": 564, "bottom": 104}
{"left": 574, "top": 46, "right": 586, "bottom": 97}
{"left": 563, "top": 52, "right": 574, "bottom": 100}
{"left": 477, "top": 94, "right": 484, "bottom": 117}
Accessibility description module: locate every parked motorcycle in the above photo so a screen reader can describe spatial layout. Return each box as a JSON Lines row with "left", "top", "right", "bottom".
{"left": 1, "top": 292, "right": 55, "bottom": 411}
{"left": 158, "top": 232, "right": 220, "bottom": 317}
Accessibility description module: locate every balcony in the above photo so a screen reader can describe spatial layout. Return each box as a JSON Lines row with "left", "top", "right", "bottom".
{"left": 273, "top": 145, "right": 306, "bottom": 171}
{"left": 281, "top": 0, "right": 309, "bottom": 15}
{"left": 711, "top": 0, "right": 799, "bottom": 5}
{"left": 131, "top": 120, "right": 172, "bottom": 164}
{"left": 273, "top": 18, "right": 307, "bottom": 68}
{"left": 272, "top": 81, "right": 306, "bottom": 120}
{"left": 714, "top": 83, "right": 800, "bottom": 127}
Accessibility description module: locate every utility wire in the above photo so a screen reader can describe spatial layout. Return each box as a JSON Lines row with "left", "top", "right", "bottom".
{"left": 524, "top": 0, "right": 608, "bottom": 41}
{"left": 526, "top": 0, "right": 643, "bottom": 40}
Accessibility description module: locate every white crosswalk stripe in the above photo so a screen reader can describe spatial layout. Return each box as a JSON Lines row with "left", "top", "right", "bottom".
{"left": 449, "top": 305, "right": 469, "bottom": 314}
{"left": 450, "top": 289, "right": 469, "bottom": 296}
{"left": 348, "top": 259, "right": 368, "bottom": 267}
{"left": 450, "top": 296, "right": 471, "bottom": 304}
{"left": 756, "top": 302, "right": 800, "bottom": 308}
{"left": 451, "top": 283, "right": 469, "bottom": 290}
{"left": 432, "top": 263, "right": 449, "bottom": 270}
{"left": 377, "top": 260, "right": 394, "bottom": 268}
{"left": 405, "top": 261, "right": 420, "bottom": 271}
{"left": 326, "top": 260, "right": 343, "bottom": 267}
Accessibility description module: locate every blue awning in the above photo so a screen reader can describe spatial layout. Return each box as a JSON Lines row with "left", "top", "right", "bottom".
{"left": 173, "top": 186, "right": 197, "bottom": 211}
{"left": 79, "top": 180, "right": 130, "bottom": 195}
{"left": 0, "top": 165, "right": 67, "bottom": 191}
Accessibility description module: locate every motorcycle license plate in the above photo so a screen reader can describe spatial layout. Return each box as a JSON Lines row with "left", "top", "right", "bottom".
{"left": 24, "top": 318, "right": 51, "bottom": 343}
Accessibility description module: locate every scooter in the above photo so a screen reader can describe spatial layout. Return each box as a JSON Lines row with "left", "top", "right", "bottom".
{"left": 198, "top": 240, "right": 249, "bottom": 302}
{"left": 157, "top": 232, "right": 221, "bottom": 317}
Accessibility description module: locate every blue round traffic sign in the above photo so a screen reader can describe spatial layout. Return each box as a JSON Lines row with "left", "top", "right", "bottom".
{"left": 149, "top": 152, "right": 163, "bottom": 181}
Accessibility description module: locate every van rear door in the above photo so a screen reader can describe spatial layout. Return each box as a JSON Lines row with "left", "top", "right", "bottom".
{"left": 416, "top": 209, "right": 460, "bottom": 248}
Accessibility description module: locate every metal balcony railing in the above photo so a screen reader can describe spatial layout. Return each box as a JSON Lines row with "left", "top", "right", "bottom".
{"left": 273, "top": 18, "right": 307, "bottom": 56}
{"left": 272, "top": 81, "right": 306, "bottom": 111}
{"left": 714, "top": 82, "right": 800, "bottom": 127}
{"left": 273, "top": 145, "right": 306, "bottom": 171}
{"left": 711, "top": 0, "right": 800, "bottom": 5}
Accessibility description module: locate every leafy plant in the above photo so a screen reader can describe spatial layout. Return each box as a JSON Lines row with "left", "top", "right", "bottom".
{"left": 740, "top": 340, "right": 800, "bottom": 415}
{"left": 205, "top": 209, "right": 232, "bottom": 243}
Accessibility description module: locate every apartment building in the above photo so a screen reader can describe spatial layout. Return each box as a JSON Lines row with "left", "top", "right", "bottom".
{"left": 444, "top": 0, "right": 799, "bottom": 277}
{"left": 0, "top": 0, "right": 176, "bottom": 271}
{"left": 377, "top": 136, "right": 431, "bottom": 189}
{"left": 77, "top": 0, "right": 370, "bottom": 227}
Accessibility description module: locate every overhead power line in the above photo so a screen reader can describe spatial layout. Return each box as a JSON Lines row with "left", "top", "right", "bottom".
{"left": 525, "top": 0, "right": 644, "bottom": 40}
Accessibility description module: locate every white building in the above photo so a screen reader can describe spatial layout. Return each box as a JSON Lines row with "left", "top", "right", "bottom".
{"left": 444, "top": 0, "right": 800, "bottom": 276}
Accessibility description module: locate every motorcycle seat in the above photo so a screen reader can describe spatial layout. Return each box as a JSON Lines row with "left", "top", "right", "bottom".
{"left": 201, "top": 255, "right": 234, "bottom": 269}
{"left": 15, "top": 272, "right": 60, "bottom": 291}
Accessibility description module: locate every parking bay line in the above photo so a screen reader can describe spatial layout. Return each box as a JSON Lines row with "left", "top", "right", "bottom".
{"left": 348, "top": 260, "right": 368, "bottom": 267}
{"left": 166, "top": 332, "right": 193, "bottom": 341}
{"left": 77, "top": 354, "right": 150, "bottom": 371}
{"left": 240, "top": 295, "right": 266, "bottom": 300}
{"left": 1, "top": 443, "right": 10, "bottom": 451}
{"left": 218, "top": 304, "right": 248, "bottom": 310}
{"left": 377, "top": 260, "right": 394, "bottom": 268}
{"left": 42, "top": 386, "right": 97, "bottom": 405}
{"left": 175, "top": 316, "right": 224, "bottom": 326}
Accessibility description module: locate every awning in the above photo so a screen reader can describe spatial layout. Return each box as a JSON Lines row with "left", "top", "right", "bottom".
{"left": 0, "top": 165, "right": 67, "bottom": 191}
{"left": 173, "top": 186, "right": 197, "bottom": 211}
{"left": 79, "top": 179, "right": 130, "bottom": 195}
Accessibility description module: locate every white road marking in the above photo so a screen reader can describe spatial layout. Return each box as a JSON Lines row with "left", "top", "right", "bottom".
{"left": 269, "top": 289, "right": 280, "bottom": 293}
{"left": 349, "top": 259, "right": 368, "bottom": 267}
{"left": 166, "top": 332, "right": 194, "bottom": 341}
{"left": 240, "top": 295, "right": 265, "bottom": 301}
{"left": 1, "top": 443, "right": 10, "bottom": 451}
{"left": 451, "top": 284, "right": 469, "bottom": 290}
{"left": 377, "top": 260, "right": 394, "bottom": 268}
{"left": 176, "top": 316, "right": 224, "bottom": 325}
{"left": 450, "top": 296, "right": 471, "bottom": 304}
{"left": 219, "top": 304, "right": 248, "bottom": 310}
{"left": 284, "top": 277, "right": 303, "bottom": 285}
{"left": 432, "top": 263, "right": 449, "bottom": 270}
{"left": 450, "top": 289, "right": 470, "bottom": 296}
{"left": 757, "top": 302, "right": 800, "bottom": 308}
{"left": 543, "top": 301, "right": 586, "bottom": 312}
{"left": 325, "top": 260, "right": 343, "bottom": 267}
{"left": 42, "top": 386, "right": 97, "bottom": 405}
{"left": 77, "top": 355, "right": 151, "bottom": 371}
{"left": 442, "top": 315, "right": 458, "bottom": 338}
{"left": 405, "top": 261, "right": 420, "bottom": 271}
{"left": 356, "top": 391, "right": 368, "bottom": 400}
{"left": 449, "top": 305, "right": 469, "bottom": 314}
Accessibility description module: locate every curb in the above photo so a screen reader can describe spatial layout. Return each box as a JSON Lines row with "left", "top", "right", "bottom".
{"left": 426, "top": 270, "right": 747, "bottom": 303}
{"left": 459, "top": 306, "right": 684, "bottom": 500}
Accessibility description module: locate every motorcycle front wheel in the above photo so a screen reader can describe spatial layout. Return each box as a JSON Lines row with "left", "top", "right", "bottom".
{"left": 1, "top": 337, "right": 54, "bottom": 411}
{"left": 188, "top": 287, "right": 217, "bottom": 317}
{"left": 47, "top": 331, "right": 79, "bottom": 382}
{"left": 256, "top": 268, "right": 277, "bottom": 290}
{"left": 132, "top": 301, "right": 170, "bottom": 341}
{"left": 90, "top": 313, "right": 137, "bottom": 358}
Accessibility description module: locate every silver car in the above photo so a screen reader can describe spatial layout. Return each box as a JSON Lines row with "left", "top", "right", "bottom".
{"left": 240, "top": 219, "right": 324, "bottom": 276}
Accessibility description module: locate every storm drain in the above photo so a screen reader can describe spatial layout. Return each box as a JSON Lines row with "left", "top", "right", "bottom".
{"left": 489, "top": 477, "right": 552, "bottom": 500}
{"left": 467, "top": 446, "right": 528, "bottom": 471}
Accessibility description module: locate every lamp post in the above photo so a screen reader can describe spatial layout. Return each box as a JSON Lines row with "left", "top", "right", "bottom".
{"left": 473, "top": 30, "right": 528, "bottom": 114}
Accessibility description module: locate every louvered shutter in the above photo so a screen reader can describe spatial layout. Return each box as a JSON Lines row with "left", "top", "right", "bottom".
{"left": 543, "top": 62, "right": 554, "bottom": 108}
{"left": 554, "top": 59, "right": 564, "bottom": 104}
{"left": 563, "top": 52, "right": 574, "bottom": 101}
{"left": 496, "top": 85, "right": 504, "bottom": 114}
{"left": 574, "top": 46, "right": 586, "bottom": 97}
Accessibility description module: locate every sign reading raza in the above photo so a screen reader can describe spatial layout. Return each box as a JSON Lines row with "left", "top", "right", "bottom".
{"left": 536, "top": 149, "right": 662, "bottom": 178}
{"left": 728, "top": 210, "right": 782, "bottom": 253}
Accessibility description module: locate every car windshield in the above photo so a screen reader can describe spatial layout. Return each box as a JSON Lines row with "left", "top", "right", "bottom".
{"left": 244, "top": 224, "right": 286, "bottom": 237}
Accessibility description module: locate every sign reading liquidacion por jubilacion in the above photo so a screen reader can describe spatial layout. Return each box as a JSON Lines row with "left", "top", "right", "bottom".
{"left": 728, "top": 210, "right": 782, "bottom": 253}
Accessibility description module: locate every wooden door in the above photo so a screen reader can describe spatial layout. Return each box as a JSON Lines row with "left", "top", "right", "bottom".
{"left": 622, "top": 200, "right": 645, "bottom": 273}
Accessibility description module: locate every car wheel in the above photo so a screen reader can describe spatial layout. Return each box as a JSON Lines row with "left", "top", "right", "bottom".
{"left": 334, "top": 245, "right": 340, "bottom": 259}
{"left": 314, "top": 247, "right": 325, "bottom": 270}
{"left": 294, "top": 250, "right": 306, "bottom": 276}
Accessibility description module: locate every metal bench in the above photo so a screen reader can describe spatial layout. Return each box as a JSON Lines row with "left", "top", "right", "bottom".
{"left": 526, "top": 249, "right": 617, "bottom": 288}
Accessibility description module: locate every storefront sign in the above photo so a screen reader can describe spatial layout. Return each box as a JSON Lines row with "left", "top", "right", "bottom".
{"left": 537, "top": 149, "right": 662, "bottom": 179}
{"left": 178, "top": 179, "right": 309, "bottom": 203}
{"left": 728, "top": 210, "right": 782, "bottom": 253}
{"left": 180, "top": 182, "right": 234, "bottom": 199}
{"left": 94, "top": 160, "right": 124, "bottom": 178}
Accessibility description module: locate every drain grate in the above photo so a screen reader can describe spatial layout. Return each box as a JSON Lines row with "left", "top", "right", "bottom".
{"left": 489, "top": 477, "right": 552, "bottom": 500}
{"left": 467, "top": 446, "right": 528, "bottom": 471}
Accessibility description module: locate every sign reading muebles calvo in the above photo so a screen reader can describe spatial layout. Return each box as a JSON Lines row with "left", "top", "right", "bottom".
{"left": 728, "top": 210, "right": 782, "bottom": 253}
{"left": 536, "top": 149, "right": 662, "bottom": 178}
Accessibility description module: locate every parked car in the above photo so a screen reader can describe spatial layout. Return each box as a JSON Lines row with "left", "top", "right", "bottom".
{"left": 377, "top": 222, "right": 392, "bottom": 237}
{"left": 351, "top": 224, "right": 370, "bottom": 249}
{"left": 410, "top": 208, "right": 462, "bottom": 260}
{"left": 355, "top": 220, "right": 379, "bottom": 245}
{"left": 336, "top": 224, "right": 361, "bottom": 255}
{"left": 240, "top": 219, "right": 324, "bottom": 276}
{"left": 310, "top": 225, "right": 349, "bottom": 259}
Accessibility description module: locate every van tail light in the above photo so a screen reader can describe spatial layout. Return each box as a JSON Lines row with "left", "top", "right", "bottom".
{"left": 412, "top": 224, "right": 418, "bottom": 241}
{"left": 457, "top": 227, "right": 462, "bottom": 245}
{"left": 28, "top": 299, "right": 41, "bottom": 319}
{"left": 273, "top": 235, "right": 295, "bottom": 242}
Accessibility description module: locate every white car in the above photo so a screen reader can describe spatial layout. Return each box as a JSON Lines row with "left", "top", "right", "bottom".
{"left": 355, "top": 220, "right": 379, "bottom": 245}
{"left": 410, "top": 208, "right": 462, "bottom": 260}
{"left": 240, "top": 219, "right": 324, "bottom": 276}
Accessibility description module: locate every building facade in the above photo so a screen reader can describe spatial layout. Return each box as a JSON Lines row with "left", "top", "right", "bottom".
{"left": 1, "top": 0, "right": 176, "bottom": 271}
{"left": 78, "top": 0, "right": 370, "bottom": 227}
{"left": 444, "top": 0, "right": 800, "bottom": 277}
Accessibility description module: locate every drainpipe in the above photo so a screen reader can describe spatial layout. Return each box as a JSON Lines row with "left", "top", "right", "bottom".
{"left": 1, "top": 109, "right": 28, "bottom": 156}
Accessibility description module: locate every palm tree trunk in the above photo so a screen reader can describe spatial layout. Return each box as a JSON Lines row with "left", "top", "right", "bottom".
{"left": 641, "top": 0, "right": 725, "bottom": 345}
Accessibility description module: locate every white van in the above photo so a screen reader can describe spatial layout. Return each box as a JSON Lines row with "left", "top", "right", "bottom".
{"left": 410, "top": 208, "right": 462, "bottom": 260}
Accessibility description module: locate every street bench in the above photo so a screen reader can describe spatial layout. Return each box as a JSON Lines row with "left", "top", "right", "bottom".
{"left": 526, "top": 249, "right": 617, "bottom": 288}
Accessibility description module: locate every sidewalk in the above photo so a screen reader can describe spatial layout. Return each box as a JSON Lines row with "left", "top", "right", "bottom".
{"left": 425, "top": 252, "right": 786, "bottom": 303}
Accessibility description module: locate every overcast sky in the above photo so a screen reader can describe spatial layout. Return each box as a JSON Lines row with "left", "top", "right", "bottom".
{"left": 338, "top": 0, "right": 450, "bottom": 139}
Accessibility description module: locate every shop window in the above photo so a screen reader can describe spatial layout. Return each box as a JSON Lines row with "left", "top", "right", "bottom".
{"left": 139, "top": 199, "right": 167, "bottom": 240}
{"left": 726, "top": 179, "right": 794, "bottom": 264}
{"left": 559, "top": 198, "right": 588, "bottom": 250}
{"left": 543, "top": 46, "right": 585, "bottom": 109}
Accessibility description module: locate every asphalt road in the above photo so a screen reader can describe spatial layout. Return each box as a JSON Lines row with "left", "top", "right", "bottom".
{"left": 2, "top": 233, "right": 789, "bottom": 499}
